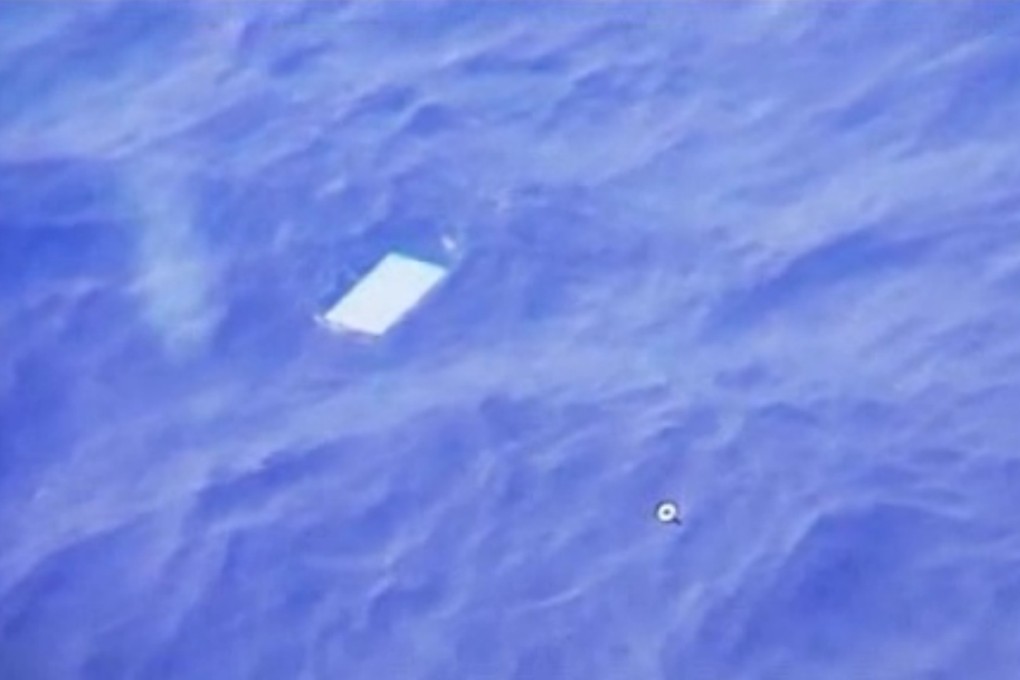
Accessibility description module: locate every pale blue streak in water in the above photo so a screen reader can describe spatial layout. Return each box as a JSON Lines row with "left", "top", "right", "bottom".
{"left": 2, "top": 2, "right": 1020, "bottom": 679}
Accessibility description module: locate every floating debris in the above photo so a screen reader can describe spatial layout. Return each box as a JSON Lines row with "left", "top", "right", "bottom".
{"left": 318, "top": 252, "right": 448, "bottom": 336}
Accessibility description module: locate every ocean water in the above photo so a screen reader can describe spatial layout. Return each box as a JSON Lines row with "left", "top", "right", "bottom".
{"left": 3, "top": 2, "right": 1020, "bottom": 678}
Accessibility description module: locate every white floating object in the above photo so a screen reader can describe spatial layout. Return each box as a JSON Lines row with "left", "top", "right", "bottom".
{"left": 320, "top": 253, "right": 448, "bottom": 336}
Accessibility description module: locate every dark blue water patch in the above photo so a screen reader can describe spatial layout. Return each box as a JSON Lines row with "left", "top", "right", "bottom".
{"left": 476, "top": 394, "right": 550, "bottom": 449}
{"left": 544, "top": 58, "right": 685, "bottom": 133}
{"left": 364, "top": 576, "right": 448, "bottom": 640}
{"left": 642, "top": 405, "right": 725, "bottom": 457}
{"left": 204, "top": 271, "right": 314, "bottom": 379}
{"left": 146, "top": 527, "right": 335, "bottom": 680}
{"left": 945, "top": 2, "right": 1020, "bottom": 43}
{"left": 0, "top": 159, "right": 122, "bottom": 223}
{"left": 11, "top": 293, "right": 170, "bottom": 438}
{"left": 398, "top": 101, "right": 466, "bottom": 138}
{"left": 0, "top": 518, "right": 162, "bottom": 679}
{"left": 818, "top": 65, "right": 939, "bottom": 135}
{"left": 0, "top": 220, "right": 134, "bottom": 295}
{"left": 232, "top": 7, "right": 348, "bottom": 82}
{"left": 383, "top": 409, "right": 487, "bottom": 505}
{"left": 362, "top": 166, "right": 473, "bottom": 258}
{"left": 915, "top": 201, "right": 1020, "bottom": 275}
{"left": 728, "top": 503, "right": 994, "bottom": 679}
{"left": 0, "top": 290, "right": 172, "bottom": 515}
{"left": 184, "top": 92, "right": 291, "bottom": 154}
{"left": 456, "top": 44, "right": 572, "bottom": 78}
{"left": 265, "top": 42, "right": 331, "bottom": 80}
{"left": 188, "top": 440, "right": 350, "bottom": 530}
{"left": 808, "top": 4, "right": 1020, "bottom": 148}
{"left": 0, "top": 2, "right": 197, "bottom": 121}
{"left": 920, "top": 40, "right": 1020, "bottom": 147}
{"left": 703, "top": 229, "right": 937, "bottom": 337}
{"left": 511, "top": 642, "right": 568, "bottom": 680}
{"left": 85, "top": 326, "right": 200, "bottom": 418}
{"left": 491, "top": 454, "right": 543, "bottom": 518}
{"left": 348, "top": 1, "right": 539, "bottom": 47}
{"left": 139, "top": 557, "right": 261, "bottom": 679}
{"left": 0, "top": 345, "right": 83, "bottom": 501}
{"left": 838, "top": 397, "right": 907, "bottom": 435}
{"left": 81, "top": 628, "right": 144, "bottom": 680}
{"left": 343, "top": 83, "right": 421, "bottom": 128}
{"left": 807, "top": 2, "right": 949, "bottom": 59}
{"left": 193, "top": 177, "right": 310, "bottom": 259}
{"left": 0, "top": 2, "right": 76, "bottom": 53}
{"left": 306, "top": 180, "right": 390, "bottom": 242}
{"left": 0, "top": 159, "right": 132, "bottom": 297}
{"left": 448, "top": 612, "right": 509, "bottom": 678}
{"left": 291, "top": 494, "right": 406, "bottom": 563}
{"left": 45, "top": 285, "right": 134, "bottom": 355}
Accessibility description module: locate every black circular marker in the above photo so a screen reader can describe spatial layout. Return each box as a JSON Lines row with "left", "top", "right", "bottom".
{"left": 655, "top": 500, "right": 682, "bottom": 525}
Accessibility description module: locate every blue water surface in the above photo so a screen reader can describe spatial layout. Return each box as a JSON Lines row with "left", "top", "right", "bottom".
{"left": 3, "top": 2, "right": 1020, "bottom": 679}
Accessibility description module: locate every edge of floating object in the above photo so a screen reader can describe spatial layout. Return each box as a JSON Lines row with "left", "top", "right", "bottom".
{"left": 319, "top": 252, "right": 449, "bottom": 336}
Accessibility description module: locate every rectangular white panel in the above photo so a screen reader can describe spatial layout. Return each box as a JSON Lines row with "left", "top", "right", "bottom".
{"left": 321, "top": 253, "right": 448, "bottom": 336}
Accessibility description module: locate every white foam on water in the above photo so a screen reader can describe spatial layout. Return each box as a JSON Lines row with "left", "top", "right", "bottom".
{"left": 126, "top": 155, "right": 221, "bottom": 357}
